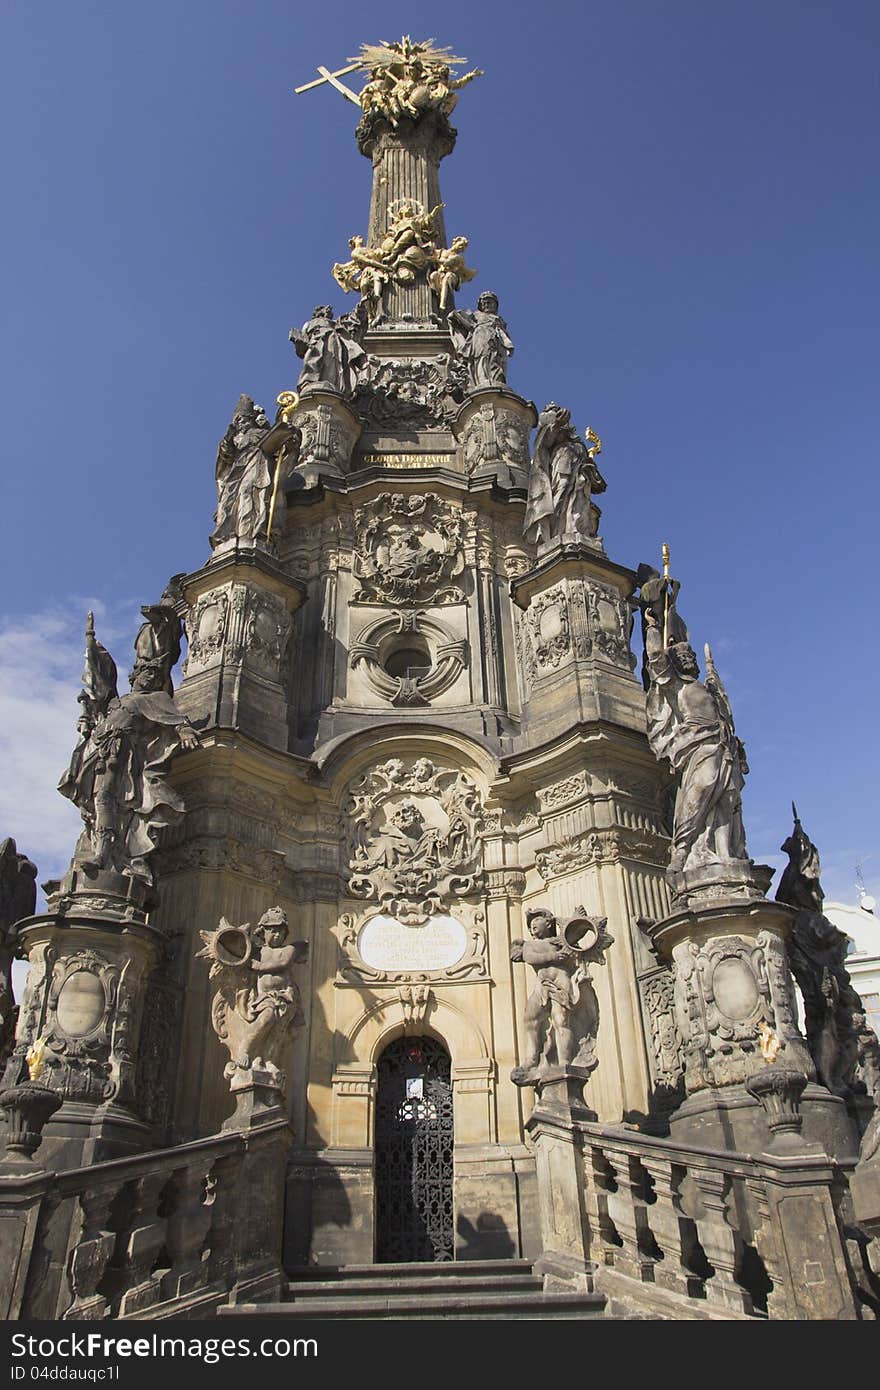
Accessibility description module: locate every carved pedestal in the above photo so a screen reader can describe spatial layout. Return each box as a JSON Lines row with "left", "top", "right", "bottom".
{"left": 524, "top": 1068, "right": 596, "bottom": 1289}
{"left": 511, "top": 542, "right": 640, "bottom": 739}
{"left": 648, "top": 892, "right": 858, "bottom": 1156}
{"left": 454, "top": 387, "right": 535, "bottom": 489}
{"left": 3, "top": 871, "right": 168, "bottom": 1165}
{"left": 288, "top": 385, "right": 362, "bottom": 489}
{"left": 178, "top": 544, "right": 306, "bottom": 751}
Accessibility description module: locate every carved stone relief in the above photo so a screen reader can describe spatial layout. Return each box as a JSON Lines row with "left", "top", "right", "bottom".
{"left": 184, "top": 589, "right": 229, "bottom": 670}
{"left": 641, "top": 970, "right": 683, "bottom": 1090}
{"left": 670, "top": 932, "right": 813, "bottom": 1093}
{"left": 526, "top": 586, "right": 570, "bottom": 670}
{"left": 537, "top": 774, "right": 590, "bottom": 812}
{"left": 184, "top": 584, "right": 291, "bottom": 685}
{"left": 354, "top": 356, "right": 454, "bottom": 428}
{"left": 350, "top": 609, "right": 467, "bottom": 707}
{"left": 344, "top": 758, "right": 484, "bottom": 925}
{"left": 536, "top": 827, "right": 668, "bottom": 880}
{"left": 459, "top": 402, "right": 530, "bottom": 479}
{"left": 586, "top": 581, "right": 636, "bottom": 670}
{"left": 353, "top": 493, "right": 465, "bottom": 604}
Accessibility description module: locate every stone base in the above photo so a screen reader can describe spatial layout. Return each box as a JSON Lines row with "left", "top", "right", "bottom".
{"left": 669, "top": 1083, "right": 859, "bottom": 1159}
{"left": 222, "top": 1071, "right": 287, "bottom": 1132}
{"left": 850, "top": 1157, "right": 880, "bottom": 1241}
{"left": 38, "top": 1101, "right": 154, "bottom": 1168}
{"left": 666, "top": 860, "right": 774, "bottom": 911}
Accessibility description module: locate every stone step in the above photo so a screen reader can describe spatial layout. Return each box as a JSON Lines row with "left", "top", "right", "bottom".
{"left": 286, "top": 1258, "right": 534, "bottom": 1283}
{"left": 221, "top": 1289, "right": 608, "bottom": 1320}
{"left": 286, "top": 1272, "right": 545, "bottom": 1300}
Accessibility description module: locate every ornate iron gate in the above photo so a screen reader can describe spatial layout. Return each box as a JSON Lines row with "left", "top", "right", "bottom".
{"left": 375, "top": 1036, "right": 454, "bottom": 1262}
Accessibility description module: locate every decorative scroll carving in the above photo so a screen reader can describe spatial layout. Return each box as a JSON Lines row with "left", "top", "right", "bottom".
{"left": 526, "top": 587, "right": 570, "bottom": 669}
{"left": 354, "top": 356, "right": 454, "bottom": 428}
{"left": 333, "top": 907, "right": 487, "bottom": 984}
{"left": 586, "top": 581, "right": 636, "bottom": 669}
{"left": 670, "top": 931, "right": 813, "bottom": 1094}
{"left": 184, "top": 589, "right": 229, "bottom": 670}
{"left": 536, "top": 828, "right": 669, "bottom": 880}
{"left": 353, "top": 493, "right": 464, "bottom": 604}
{"left": 345, "top": 759, "right": 484, "bottom": 926}
{"left": 350, "top": 610, "right": 467, "bottom": 707}
{"left": 537, "top": 774, "right": 589, "bottom": 812}
{"left": 641, "top": 970, "right": 683, "bottom": 1089}
{"left": 459, "top": 401, "right": 530, "bottom": 478}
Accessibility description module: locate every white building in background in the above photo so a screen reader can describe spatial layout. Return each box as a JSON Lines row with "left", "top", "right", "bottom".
{"left": 825, "top": 893, "right": 880, "bottom": 1034}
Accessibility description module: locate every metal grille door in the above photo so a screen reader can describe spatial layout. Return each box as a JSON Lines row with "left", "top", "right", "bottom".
{"left": 375, "top": 1036, "right": 454, "bottom": 1262}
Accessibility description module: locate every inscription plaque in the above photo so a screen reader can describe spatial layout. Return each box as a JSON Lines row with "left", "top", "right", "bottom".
{"left": 358, "top": 913, "right": 467, "bottom": 973}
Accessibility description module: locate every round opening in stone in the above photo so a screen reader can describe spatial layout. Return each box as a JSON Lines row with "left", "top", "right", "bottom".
{"left": 383, "top": 640, "right": 431, "bottom": 679}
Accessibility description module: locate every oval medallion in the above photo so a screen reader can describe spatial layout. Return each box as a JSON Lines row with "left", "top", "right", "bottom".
{"left": 56, "top": 970, "right": 105, "bottom": 1038}
{"left": 712, "top": 957, "right": 759, "bottom": 1021}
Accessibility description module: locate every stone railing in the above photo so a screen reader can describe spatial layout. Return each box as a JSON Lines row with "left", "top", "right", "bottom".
{"left": 572, "top": 1121, "right": 876, "bottom": 1320}
{"left": 0, "top": 1119, "right": 290, "bottom": 1321}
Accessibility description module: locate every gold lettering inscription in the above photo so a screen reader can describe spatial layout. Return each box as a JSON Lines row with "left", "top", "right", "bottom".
{"left": 357, "top": 453, "right": 459, "bottom": 469}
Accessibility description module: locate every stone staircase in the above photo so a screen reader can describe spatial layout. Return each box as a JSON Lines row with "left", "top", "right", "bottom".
{"left": 220, "top": 1259, "right": 609, "bottom": 1320}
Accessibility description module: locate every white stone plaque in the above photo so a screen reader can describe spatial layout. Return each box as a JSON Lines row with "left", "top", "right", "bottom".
{"left": 358, "top": 913, "right": 467, "bottom": 973}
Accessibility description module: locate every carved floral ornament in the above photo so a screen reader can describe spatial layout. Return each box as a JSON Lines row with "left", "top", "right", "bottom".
{"left": 353, "top": 492, "right": 465, "bottom": 604}
{"left": 344, "top": 758, "right": 484, "bottom": 926}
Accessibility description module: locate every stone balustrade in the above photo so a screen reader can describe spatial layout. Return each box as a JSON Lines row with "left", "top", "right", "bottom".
{"left": 0, "top": 1119, "right": 289, "bottom": 1321}
{"left": 572, "top": 1121, "right": 874, "bottom": 1319}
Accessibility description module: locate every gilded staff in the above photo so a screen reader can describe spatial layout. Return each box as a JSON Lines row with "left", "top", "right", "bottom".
{"left": 266, "top": 391, "right": 300, "bottom": 542}
{"left": 661, "top": 542, "right": 670, "bottom": 648}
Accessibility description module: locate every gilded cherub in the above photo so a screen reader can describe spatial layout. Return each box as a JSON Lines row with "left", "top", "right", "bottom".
{"left": 428, "top": 236, "right": 476, "bottom": 309}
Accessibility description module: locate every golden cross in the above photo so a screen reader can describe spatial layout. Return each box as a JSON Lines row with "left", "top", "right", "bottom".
{"left": 294, "top": 61, "right": 361, "bottom": 106}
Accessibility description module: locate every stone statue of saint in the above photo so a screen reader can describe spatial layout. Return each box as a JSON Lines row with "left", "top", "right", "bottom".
{"left": 644, "top": 626, "right": 749, "bottom": 877}
{"left": 289, "top": 304, "right": 367, "bottom": 395}
{"left": 510, "top": 907, "right": 612, "bottom": 1086}
{"left": 58, "top": 613, "right": 200, "bottom": 887}
{"left": 524, "top": 403, "right": 607, "bottom": 550}
{"left": 636, "top": 562, "right": 688, "bottom": 692}
{"left": 776, "top": 807, "right": 878, "bottom": 1098}
{"left": 132, "top": 591, "right": 182, "bottom": 696}
{"left": 211, "top": 395, "right": 275, "bottom": 547}
{"left": 198, "top": 906, "right": 306, "bottom": 1093}
{"left": 0, "top": 838, "right": 37, "bottom": 1059}
{"left": 448, "top": 291, "right": 514, "bottom": 388}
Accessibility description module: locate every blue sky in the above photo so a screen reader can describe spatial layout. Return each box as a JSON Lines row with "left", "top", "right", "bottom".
{"left": 1, "top": 0, "right": 877, "bottom": 910}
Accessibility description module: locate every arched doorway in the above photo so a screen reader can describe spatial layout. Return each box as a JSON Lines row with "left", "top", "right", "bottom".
{"left": 375, "top": 1035, "right": 454, "bottom": 1262}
